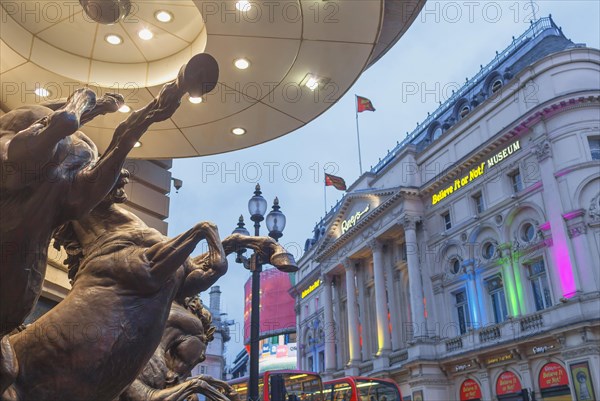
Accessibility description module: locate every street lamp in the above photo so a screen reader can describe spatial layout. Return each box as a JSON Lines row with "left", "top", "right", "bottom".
{"left": 233, "top": 184, "right": 286, "bottom": 401}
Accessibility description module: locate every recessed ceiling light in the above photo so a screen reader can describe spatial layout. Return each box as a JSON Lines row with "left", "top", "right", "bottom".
{"left": 118, "top": 104, "right": 131, "bottom": 113}
{"left": 234, "top": 58, "right": 250, "bottom": 70}
{"left": 154, "top": 10, "right": 173, "bottom": 23}
{"left": 235, "top": 0, "right": 251, "bottom": 11}
{"left": 134, "top": 141, "right": 142, "bottom": 148}
{"left": 34, "top": 87, "right": 50, "bottom": 97}
{"left": 188, "top": 96, "right": 203, "bottom": 104}
{"left": 232, "top": 127, "right": 246, "bottom": 136}
{"left": 305, "top": 77, "right": 319, "bottom": 91}
{"left": 105, "top": 34, "right": 123, "bottom": 45}
{"left": 301, "top": 73, "right": 329, "bottom": 92}
{"left": 138, "top": 29, "right": 153, "bottom": 40}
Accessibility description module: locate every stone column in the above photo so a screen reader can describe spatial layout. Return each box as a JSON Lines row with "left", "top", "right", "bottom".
{"left": 333, "top": 278, "right": 343, "bottom": 370}
{"left": 369, "top": 239, "right": 392, "bottom": 355}
{"left": 343, "top": 259, "right": 361, "bottom": 365}
{"left": 566, "top": 213, "right": 597, "bottom": 293}
{"left": 322, "top": 274, "right": 336, "bottom": 372}
{"left": 464, "top": 260, "right": 482, "bottom": 329}
{"left": 402, "top": 215, "right": 427, "bottom": 338}
{"left": 355, "top": 262, "right": 369, "bottom": 360}
{"left": 385, "top": 244, "right": 401, "bottom": 350}
{"left": 499, "top": 244, "right": 521, "bottom": 317}
{"left": 534, "top": 139, "right": 581, "bottom": 298}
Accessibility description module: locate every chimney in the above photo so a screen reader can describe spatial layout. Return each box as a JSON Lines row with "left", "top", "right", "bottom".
{"left": 209, "top": 286, "right": 221, "bottom": 314}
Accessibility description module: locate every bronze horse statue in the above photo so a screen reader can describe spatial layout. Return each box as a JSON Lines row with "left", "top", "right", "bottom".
{"left": 0, "top": 53, "right": 218, "bottom": 337}
{"left": 119, "top": 297, "right": 240, "bottom": 401}
{"left": 1, "top": 177, "right": 297, "bottom": 400}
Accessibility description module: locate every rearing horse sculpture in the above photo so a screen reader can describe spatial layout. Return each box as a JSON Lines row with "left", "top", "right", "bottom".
{"left": 0, "top": 53, "right": 218, "bottom": 341}
{"left": 1, "top": 177, "right": 297, "bottom": 401}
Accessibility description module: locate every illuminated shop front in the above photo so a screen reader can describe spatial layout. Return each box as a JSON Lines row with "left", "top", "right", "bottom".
{"left": 294, "top": 17, "right": 600, "bottom": 401}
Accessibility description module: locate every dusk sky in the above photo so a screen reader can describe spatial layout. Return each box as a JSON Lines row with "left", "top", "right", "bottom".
{"left": 166, "top": 0, "right": 600, "bottom": 363}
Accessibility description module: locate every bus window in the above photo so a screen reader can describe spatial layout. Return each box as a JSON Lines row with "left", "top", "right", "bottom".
{"left": 332, "top": 382, "right": 352, "bottom": 401}
{"left": 356, "top": 379, "right": 400, "bottom": 401}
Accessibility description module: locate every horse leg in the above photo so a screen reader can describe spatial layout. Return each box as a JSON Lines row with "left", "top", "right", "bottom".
{"left": 0, "top": 336, "right": 17, "bottom": 396}
{"left": 223, "top": 234, "right": 298, "bottom": 272}
{"left": 66, "top": 55, "right": 217, "bottom": 220}
{"left": 145, "top": 222, "right": 221, "bottom": 283}
{"left": 179, "top": 234, "right": 296, "bottom": 298}
{"left": 188, "top": 376, "right": 240, "bottom": 401}
{"left": 6, "top": 88, "right": 96, "bottom": 167}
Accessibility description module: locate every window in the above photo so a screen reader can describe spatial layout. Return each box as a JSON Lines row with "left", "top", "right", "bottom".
{"left": 520, "top": 222, "right": 536, "bottom": 242}
{"left": 509, "top": 170, "right": 523, "bottom": 193}
{"left": 482, "top": 242, "right": 496, "bottom": 260}
{"left": 432, "top": 126, "right": 443, "bottom": 141}
{"left": 527, "top": 260, "right": 552, "bottom": 311}
{"left": 443, "top": 211, "right": 452, "bottom": 230}
{"left": 491, "top": 79, "right": 503, "bottom": 94}
{"left": 454, "top": 290, "right": 471, "bottom": 335}
{"left": 589, "top": 137, "right": 600, "bottom": 160}
{"left": 473, "top": 192, "right": 484, "bottom": 214}
{"left": 450, "top": 258, "right": 461, "bottom": 274}
{"left": 459, "top": 104, "right": 470, "bottom": 119}
{"left": 486, "top": 275, "right": 508, "bottom": 323}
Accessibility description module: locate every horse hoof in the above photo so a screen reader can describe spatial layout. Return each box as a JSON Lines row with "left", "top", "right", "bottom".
{"left": 178, "top": 53, "right": 219, "bottom": 97}
{"left": 269, "top": 251, "right": 298, "bottom": 273}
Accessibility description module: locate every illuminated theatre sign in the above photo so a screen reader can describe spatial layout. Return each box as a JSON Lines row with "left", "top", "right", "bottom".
{"left": 301, "top": 278, "right": 321, "bottom": 299}
{"left": 432, "top": 140, "right": 521, "bottom": 205}
{"left": 341, "top": 205, "right": 370, "bottom": 234}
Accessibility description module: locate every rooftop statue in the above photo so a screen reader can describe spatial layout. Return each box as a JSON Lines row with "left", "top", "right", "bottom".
{"left": 118, "top": 297, "right": 240, "bottom": 401}
{"left": 0, "top": 171, "right": 297, "bottom": 400}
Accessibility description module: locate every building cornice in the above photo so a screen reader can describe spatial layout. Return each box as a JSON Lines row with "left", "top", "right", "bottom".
{"left": 421, "top": 93, "right": 600, "bottom": 197}
{"left": 314, "top": 187, "right": 418, "bottom": 262}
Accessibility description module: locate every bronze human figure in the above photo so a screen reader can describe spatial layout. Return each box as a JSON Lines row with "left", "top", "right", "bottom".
{"left": 1, "top": 176, "right": 296, "bottom": 400}
{"left": 0, "top": 53, "right": 218, "bottom": 339}
{"left": 118, "top": 297, "right": 240, "bottom": 401}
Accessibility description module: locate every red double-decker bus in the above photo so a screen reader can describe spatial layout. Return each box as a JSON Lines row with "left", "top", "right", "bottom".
{"left": 323, "top": 377, "right": 402, "bottom": 401}
{"left": 229, "top": 370, "right": 325, "bottom": 401}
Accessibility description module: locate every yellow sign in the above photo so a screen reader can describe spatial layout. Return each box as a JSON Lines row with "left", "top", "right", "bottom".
{"left": 431, "top": 140, "right": 521, "bottom": 205}
{"left": 341, "top": 205, "right": 370, "bottom": 233}
{"left": 301, "top": 278, "right": 321, "bottom": 299}
{"left": 487, "top": 352, "right": 513, "bottom": 365}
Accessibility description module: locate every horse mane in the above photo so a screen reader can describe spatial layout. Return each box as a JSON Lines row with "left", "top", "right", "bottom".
{"left": 183, "top": 296, "right": 216, "bottom": 342}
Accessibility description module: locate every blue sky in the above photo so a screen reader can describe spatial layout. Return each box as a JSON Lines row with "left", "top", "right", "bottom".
{"left": 167, "top": 0, "right": 600, "bottom": 364}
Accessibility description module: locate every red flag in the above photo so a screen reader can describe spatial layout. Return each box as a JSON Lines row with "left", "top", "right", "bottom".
{"left": 325, "top": 173, "right": 347, "bottom": 191}
{"left": 356, "top": 95, "right": 375, "bottom": 112}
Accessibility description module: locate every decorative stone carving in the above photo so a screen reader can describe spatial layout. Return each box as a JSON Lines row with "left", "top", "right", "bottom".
{"left": 401, "top": 214, "right": 421, "bottom": 231}
{"left": 532, "top": 139, "right": 552, "bottom": 162}
{"left": 589, "top": 192, "right": 600, "bottom": 222}
{"left": 368, "top": 239, "right": 384, "bottom": 252}
{"left": 568, "top": 222, "right": 588, "bottom": 238}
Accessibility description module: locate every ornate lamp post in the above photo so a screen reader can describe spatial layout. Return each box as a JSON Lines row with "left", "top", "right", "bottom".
{"left": 233, "top": 184, "right": 286, "bottom": 401}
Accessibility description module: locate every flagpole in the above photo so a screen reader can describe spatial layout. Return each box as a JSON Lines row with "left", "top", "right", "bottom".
{"left": 323, "top": 169, "right": 327, "bottom": 214}
{"left": 355, "top": 95, "right": 363, "bottom": 175}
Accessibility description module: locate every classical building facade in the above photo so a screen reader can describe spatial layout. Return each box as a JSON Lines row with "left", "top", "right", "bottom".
{"left": 293, "top": 17, "right": 600, "bottom": 401}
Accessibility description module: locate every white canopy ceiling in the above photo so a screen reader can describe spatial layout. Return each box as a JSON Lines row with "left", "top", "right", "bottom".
{"left": 0, "top": 0, "right": 424, "bottom": 158}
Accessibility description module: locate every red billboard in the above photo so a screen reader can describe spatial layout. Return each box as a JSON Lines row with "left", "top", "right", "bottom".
{"left": 460, "top": 379, "right": 482, "bottom": 401}
{"left": 539, "top": 362, "right": 569, "bottom": 389}
{"left": 244, "top": 268, "right": 296, "bottom": 343}
{"left": 496, "top": 371, "right": 522, "bottom": 395}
